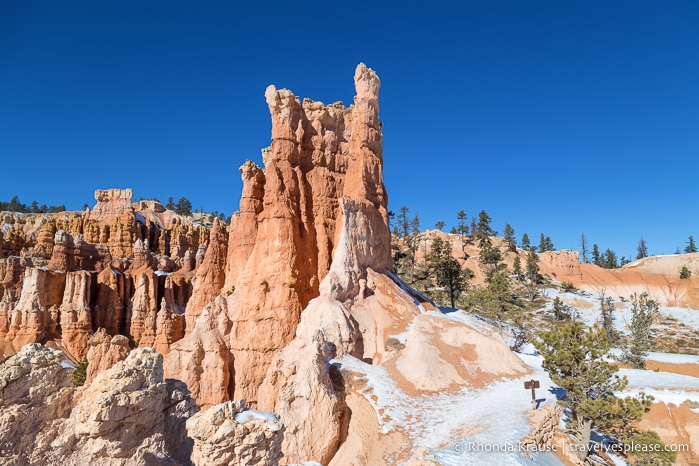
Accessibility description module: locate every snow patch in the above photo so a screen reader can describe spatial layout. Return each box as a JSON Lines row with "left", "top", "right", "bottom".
{"left": 386, "top": 270, "right": 428, "bottom": 313}
{"left": 234, "top": 409, "right": 279, "bottom": 424}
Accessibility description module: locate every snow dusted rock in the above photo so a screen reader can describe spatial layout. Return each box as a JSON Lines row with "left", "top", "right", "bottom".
{"left": 389, "top": 313, "right": 530, "bottom": 393}
{"left": 187, "top": 399, "right": 284, "bottom": 466}
{"left": 49, "top": 347, "right": 198, "bottom": 465}
{"left": 0, "top": 344, "right": 74, "bottom": 463}
{"left": 259, "top": 330, "right": 348, "bottom": 465}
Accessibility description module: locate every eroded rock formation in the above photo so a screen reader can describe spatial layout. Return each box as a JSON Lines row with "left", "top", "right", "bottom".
{"left": 0, "top": 189, "right": 214, "bottom": 358}
{"left": 0, "top": 343, "right": 284, "bottom": 465}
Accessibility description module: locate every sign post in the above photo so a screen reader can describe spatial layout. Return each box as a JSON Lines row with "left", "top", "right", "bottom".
{"left": 524, "top": 379, "right": 540, "bottom": 409}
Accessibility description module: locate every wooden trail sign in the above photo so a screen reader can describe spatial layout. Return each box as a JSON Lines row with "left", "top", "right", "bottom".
{"left": 524, "top": 379, "right": 540, "bottom": 408}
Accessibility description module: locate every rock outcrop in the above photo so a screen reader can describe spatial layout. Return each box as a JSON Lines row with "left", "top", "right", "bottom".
{"left": 0, "top": 343, "right": 285, "bottom": 465}
{"left": 0, "top": 189, "right": 212, "bottom": 357}
{"left": 538, "top": 250, "right": 699, "bottom": 307}
{"left": 0, "top": 344, "right": 74, "bottom": 464}
{"left": 187, "top": 399, "right": 284, "bottom": 466}
{"left": 84, "top": 329, "right": 131, "bottom": 385}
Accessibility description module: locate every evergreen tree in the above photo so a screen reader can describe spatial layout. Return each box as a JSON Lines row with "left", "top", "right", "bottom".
{"left": 685, "top": 235, "right": 697, "bottom": 253}
{"left": 538, "top": 233, "right": 554, "bottom": 252}
{"left": 592, "top": 244, "right": 601, "bottom": 266}
{"left": 465, "top": 273, "right": 516, "bottom": 333}
{"left": 525, "top": 249, "right": 539, "bottom": 300}
{"left": 387, "top": 210, "right": 395, "bottom": 230}
{"left": 456, "top": 210, "right": 468, "bottom": 237}
{"left": 622, "top": 293, "right": 658, "bottom": 369}
{"left": 600, "top": 294, "right": 619, "bottom": 346}
{"left": 580, "top": 233, "right": 589, "bottom": 263}
{"left": 166, "top": 197, "right": 175, "bottom": 210}
{"left": 503, "top": 223, "right": 516, "bottom": 250}
{"left": 521, "top": 233, "right": 531, "bottom": 251}
{"left": 427, "top": 237, "right": 469, "bottom": 308}
{"left": 602, "top": 249, "right": 618, "bottom": 269}
{"left": 398, "top": 206, "right": 410, "bottom": 240}
{"left": 680, "top": 266, "right": 691, "bottom": 279}
{"left": 435, "top": 220, "right": 446, "bottom": 231}
{"left": 636, "top": 238, "right": 648, "bottom": 260}
{"left": 512, "top": 255, "right": 522, "bottom": 278}
{"left": 480, "top": 243, "right": 503, "bottom": 279}
{"left": 449, "top": 226, "right": 457, "bottom": 234}
{"left": 549, "top": 297, "right": 578, "bottom": 322}
{"left": 475, "top": 210, "right": 496, "bottom": 236}
{"left": 175, "top": 197, "right": 193, "bottom": 216}
{"left": 535, "top": 323, "right": 652, "bottom": 462}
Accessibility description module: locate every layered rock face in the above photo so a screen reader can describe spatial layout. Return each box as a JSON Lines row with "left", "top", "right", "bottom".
{"left": 168, "top": 63, "right": 391, "bottom": 405}
{"left": 187, "top": 400, "right": 284, "bottom": 466}
{"left": 0, "top": 189, "right": 214, "bottom": 359}
{"left": 165, "top": 63, "right": 433, "bottom": 464}
{"left": 538, "top": 250, "right": 699, "bottom": 307}
{"left": 0, "top": 344, "right": 284, "bottom": 465}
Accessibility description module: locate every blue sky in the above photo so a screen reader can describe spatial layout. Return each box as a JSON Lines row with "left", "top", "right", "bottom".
{"left": 1, "top": 1, "right": 698, "bottom": 258}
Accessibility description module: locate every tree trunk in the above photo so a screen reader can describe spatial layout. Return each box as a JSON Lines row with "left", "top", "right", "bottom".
{"left": 576, "top": 417, "right": 593, "bottom": 462}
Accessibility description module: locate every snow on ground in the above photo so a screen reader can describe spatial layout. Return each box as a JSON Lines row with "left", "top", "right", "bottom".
{"left": 386, "top": 270, "right": 428, "bottom": 314}
{"left": 608, "top": 349, "right": 699, "bottom": 365}
{"left": 618, "top": 368, "right": 699, "bottom": 405}
{"left": 333, "top": 306, "right": 699, "bottom": 465}
{"left": 543, "top": 288, "right": 699, "bottom": 333}
{"left": 332, "top": 310, "right": 565, "bottom": 465}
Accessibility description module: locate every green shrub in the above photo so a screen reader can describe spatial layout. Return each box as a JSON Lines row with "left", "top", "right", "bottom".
{"left": 73, "top": 359, "right": 88, "bottom": 386}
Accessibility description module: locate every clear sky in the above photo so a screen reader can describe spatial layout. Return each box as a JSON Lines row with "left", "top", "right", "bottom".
{"left": 1, "top": 1, "right": 698, "bottom": 259}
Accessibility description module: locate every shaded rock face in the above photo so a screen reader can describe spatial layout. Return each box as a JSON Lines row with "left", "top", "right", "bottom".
{"left": 0, "top": 344, "right": 284, "bottom": 466}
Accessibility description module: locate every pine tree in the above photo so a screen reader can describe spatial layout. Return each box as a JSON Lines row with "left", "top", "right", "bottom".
{"left": 602, "top": 249, "right": 618, "bottom": 269}
{"left": 398, "top": 206, "right": 410, "bottom": 240}
{"left": 456, "top": 210, "right": 468, "bottom": 237}
{"left": 175, "top": 197, "right": 193, "bottom": 216}
{"left": 435, "top": 221, "right": 446, "bottom": 231}
{"left": 475, "top": 210, "right": 496, "bottom": 236}
{"left": 549, "top": 297, "right": 577, "bottom": 322}
{"left": 636, "top": 238, "right": 648, "bottom": 260}
{"left": 622, "top": 293, "right": 658, "bottom": 369}
{"left": 580, "top": 233, "right": 589, "bottom": 263}
{"left": 427, "top": 237, "right": 469, "bottom": 308}
{"left": 592, "top": 244, "right": 601, "bottom": 266}
{"left": 503, "top": 223, "right": 516, "bottom": 250}
{"left": 525, "top": 249, "right": 539, "bottom": 300}
{"left": 680, "top": 266, "right": 691, "bottom": 279}
{"left": 535, "top": 322, "right": 652, "bottom": 462}
{"left": 685, "top": 235, "right": 697, "bottom": 253}
{"left": 521, "top": 233, "right": 531, "bottom": 251}
{"left": 600, "top": 294, "right": 619, "bottom": 346}
{"left": 512, "top": 255, "right": 522, "bottom": 278}
{"left": 464, "top": 273, "right": 516, "bottom": 333}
